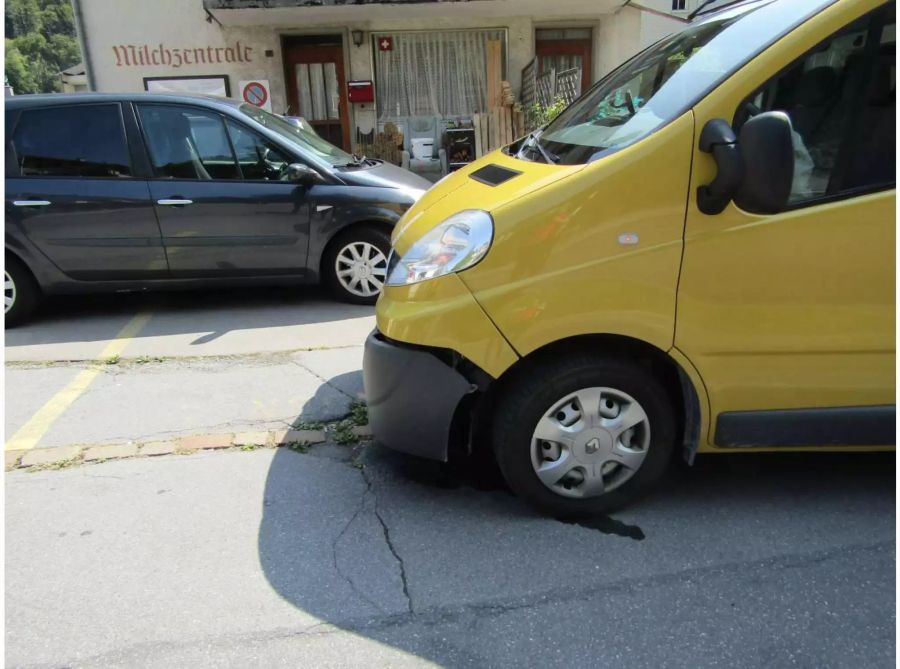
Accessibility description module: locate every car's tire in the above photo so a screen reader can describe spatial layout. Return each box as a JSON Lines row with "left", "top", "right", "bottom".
{"left": 323, "top": 226, "right": 391, "bottom": 305}
{"left": 4, "top": 255, "right": 40, "bottom": 328}
{"left": 492, "top": 352, "right": 676, "bottom": 518}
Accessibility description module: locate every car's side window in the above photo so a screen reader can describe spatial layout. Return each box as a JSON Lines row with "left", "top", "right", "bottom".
{"left": 735, "top": 5, "right": 895, "bottom": 205}
{"left": 225, "top": 119, "right": 292, "bottom": 181}
{"left": 11, "top": 104, "right": 131, "bottom": 178}
{"left": 138, "top": 105, "right": 239, "bottom": 180}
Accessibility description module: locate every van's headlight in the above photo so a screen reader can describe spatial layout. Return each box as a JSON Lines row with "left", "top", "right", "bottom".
{"left": 385, "top": 210, "right": 493, "bottom": 286}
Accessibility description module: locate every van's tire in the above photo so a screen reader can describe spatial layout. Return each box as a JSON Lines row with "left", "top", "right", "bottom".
{"left": 323, "top": 226, "right": 391, "bottom": 305}
{"left": 492, "top": 353, "right": 676, "bottom": 518}
{"left": 4, "top": 254, "right": 40, "bottom": 328}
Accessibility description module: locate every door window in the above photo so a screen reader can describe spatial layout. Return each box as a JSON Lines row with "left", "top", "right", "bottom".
{"left": 225, "top": 120, "right": 292, "bottom": 181}
{"left": 138, "top": 105, "right": 239, "bottom": 180}
{"left": 11, "top": 104, "right": 131, "bottom": 178}
{"left": 735, "top": 5, "right": 895, "bottom": 204}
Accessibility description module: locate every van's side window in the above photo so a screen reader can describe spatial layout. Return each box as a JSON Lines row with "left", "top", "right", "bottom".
{"left": 12, "top": 104, "right": 131, "bottom": 178}
{"left": 225, "top": 120, "right": 292, "bottom": 181}
{"left": 736, "top": 5, "right": 895, "bottom": 205}
{"left": 138, "top": 105, "right": 239, "bottom": 180}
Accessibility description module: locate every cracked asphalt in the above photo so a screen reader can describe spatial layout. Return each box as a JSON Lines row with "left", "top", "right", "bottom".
{"left": 6, "top": 445, "right": 895, "bottom": 667}
{"left": 4, "top": 288, "right": 897, "bottom": 667}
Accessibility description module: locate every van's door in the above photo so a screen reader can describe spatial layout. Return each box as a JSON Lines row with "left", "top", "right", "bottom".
{"left": 676, "top": 1, "right": 895, "bottom": 448}
{"left": 6, "top": 103, "right": 168, "bottom": 280}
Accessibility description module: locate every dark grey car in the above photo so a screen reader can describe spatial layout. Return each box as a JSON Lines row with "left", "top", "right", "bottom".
{"left": 4, "top": 93, "right": 430, "bottom": 326}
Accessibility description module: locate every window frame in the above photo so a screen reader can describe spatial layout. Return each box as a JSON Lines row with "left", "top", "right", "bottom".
{"left": 8, "top": 102, "right": 134, "bottom": 180}
{"left": 135, "top": 102, "right": 311, "bottom": 184}
{"left": 224, "top": 117, "right": 297, "bottom": 182}
{"left": 136, "top": 102, "right": 244, "bottom": 182}
{"left": 731, "top": 3, "right": 895, "bottom": 211}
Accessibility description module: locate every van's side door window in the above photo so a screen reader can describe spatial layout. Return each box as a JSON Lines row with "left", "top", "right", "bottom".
{"left": 735, "top": 6, "right": 895, "bottom": 204}
{"left": 224, "top": 120, "right": 292, "bottom": 181}
{"left": 6, "top": 104, "right": 167, "bottom": 279}
{"left": 677, "top": 2, "right": 896, "bottom": 445}
{"left": 137, "top": 104, "right": 312, "bottom": 277}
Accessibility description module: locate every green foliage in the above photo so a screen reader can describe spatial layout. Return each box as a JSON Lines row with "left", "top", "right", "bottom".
{"left": 5, "top": 0, "right": 81, "bottom": 94}
{"left": 349, "top": 401, "right": 368, "bottom": 427}
{"left": 527, "top": 95, "right": 569, "bottom": 131}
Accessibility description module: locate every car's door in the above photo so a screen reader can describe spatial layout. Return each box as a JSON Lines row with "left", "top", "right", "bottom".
{"left": 136, "top": 103, "right": 315, "bottom": 277}
{"left": 6, "top": 102, "right": 167, "bottom": 279}
{"left": 676, "top": 0, "right": 895, "bottom": 448}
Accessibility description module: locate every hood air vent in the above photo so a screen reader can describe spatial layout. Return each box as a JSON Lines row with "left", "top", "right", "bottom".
{"left": 469, "top": 164, "right": 522, "bottom": 187}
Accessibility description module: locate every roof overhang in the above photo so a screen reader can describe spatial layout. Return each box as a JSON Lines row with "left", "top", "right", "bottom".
{"left": 203, "top": 0, "right": 625, "bottom": 27}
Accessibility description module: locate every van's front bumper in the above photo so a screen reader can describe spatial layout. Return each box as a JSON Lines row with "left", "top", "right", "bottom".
{"left": 364, "top": 275, "right": 519, "bottom": 461}
{"left": 363, "top": 330, "right": 474, "bottom": 461}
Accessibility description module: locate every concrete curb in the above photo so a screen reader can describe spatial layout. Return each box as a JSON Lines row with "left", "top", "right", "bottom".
{"left": 5, "top": 425, "right": 369, "bottom": 472}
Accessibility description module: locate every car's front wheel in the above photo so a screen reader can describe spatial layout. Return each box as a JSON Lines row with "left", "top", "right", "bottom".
{"left": 324, "top": 226, "right": 391, "bottom": 305}
{"left": 5, "top": 255, "right": 39, "bottom": 328}
{"left": 492, "top": 353, "right": 676, "bottom": 517}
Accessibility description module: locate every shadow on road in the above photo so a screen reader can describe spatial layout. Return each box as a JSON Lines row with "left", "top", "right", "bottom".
{"left": 5, "top": 285, "right": 373, "bottom": 348}
{"left": 256, "top": 370, "right": 895, "bottom": 666}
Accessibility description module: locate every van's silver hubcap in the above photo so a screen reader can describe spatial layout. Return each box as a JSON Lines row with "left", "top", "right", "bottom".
{"left": 4, "top": 271, "right": 15, "bottom": 314}
{"left": 530, "top": 387, "right": 650, "bottom": 499}
{"left": 335, "top": 242, "right": 387, "bottom": 298}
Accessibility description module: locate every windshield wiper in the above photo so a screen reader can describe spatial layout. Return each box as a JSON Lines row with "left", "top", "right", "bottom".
{"left": 339, "top": 154, "right": 367, "bottom": 168}
{"left": 517, "top": 131, "right": 559, "bottom": 164}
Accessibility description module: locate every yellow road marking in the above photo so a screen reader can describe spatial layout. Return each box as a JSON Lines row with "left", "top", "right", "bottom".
{"left": 5, "top": 312, "right": 153, "bottom": 452}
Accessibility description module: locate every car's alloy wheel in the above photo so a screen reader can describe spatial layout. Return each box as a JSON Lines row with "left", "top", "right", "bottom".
{"left": 334, "top": 241, "right": 387, "bottom": 298}
{"left": 4, "top": 270, "right": 16, "bottom": 315}
{"left": 531, "top": 387, "right": 650, "bottom": 499}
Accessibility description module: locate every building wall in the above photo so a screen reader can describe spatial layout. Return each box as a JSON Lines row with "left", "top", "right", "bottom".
{"left": 78, "top": 0, "right": 685, "bottom": 148}
{"left": 79, "top": 0, "right": 290, "bottom": 108}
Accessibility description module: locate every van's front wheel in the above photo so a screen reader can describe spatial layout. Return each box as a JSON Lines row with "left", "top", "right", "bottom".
{"left": 492, "top": 354, "right": 676, "bottom": 517}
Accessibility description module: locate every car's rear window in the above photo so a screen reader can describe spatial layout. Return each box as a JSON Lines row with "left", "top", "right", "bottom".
{"left": 11, "top": 104, "right": 132, "bottom": 178}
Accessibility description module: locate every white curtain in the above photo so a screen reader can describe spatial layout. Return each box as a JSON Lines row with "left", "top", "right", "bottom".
{"left": 374, "top": 30, "right": 505, "bottom": 119}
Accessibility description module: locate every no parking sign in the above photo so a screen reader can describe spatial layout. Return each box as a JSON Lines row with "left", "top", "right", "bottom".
{"left": 238, "top": 79, "right": 272, "bottom": 112}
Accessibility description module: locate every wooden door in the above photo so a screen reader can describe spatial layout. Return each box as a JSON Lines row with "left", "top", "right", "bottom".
{"left": 283, "top": 40, "right": 350, "bottom": 151}
{"left": 536, "top": 38, "right": 592, "bottom": 93}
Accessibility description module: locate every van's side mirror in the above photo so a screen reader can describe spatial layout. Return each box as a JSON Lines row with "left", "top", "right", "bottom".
{"left": 734, "top": 111, "right": 794, "bottom": 215}
{"left": 697, "top": 119, "right": 743, "bottom": 215}
{"left": 286, "top": 163, "right": 322, "bottom": 185}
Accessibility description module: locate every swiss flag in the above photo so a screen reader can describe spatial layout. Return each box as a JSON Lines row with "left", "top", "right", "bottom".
{"left": 378, "top": 36, "right": 393, "bottom": 51}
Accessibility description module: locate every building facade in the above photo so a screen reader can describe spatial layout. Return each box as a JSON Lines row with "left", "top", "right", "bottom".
{"left": 72, "top": 0, "right": 693, "bottom": 152}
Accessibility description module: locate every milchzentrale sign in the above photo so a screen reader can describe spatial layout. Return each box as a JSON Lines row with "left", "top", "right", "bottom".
{"left": 112, "top": 42, "right": 253, "bottom": 67}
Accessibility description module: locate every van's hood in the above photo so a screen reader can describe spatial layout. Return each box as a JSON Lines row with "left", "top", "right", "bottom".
{"left": 337, "top": 160, "right": 432, "bottom": 193}
{"left": 390, "top": 149, "right": 583, "bottom": 255}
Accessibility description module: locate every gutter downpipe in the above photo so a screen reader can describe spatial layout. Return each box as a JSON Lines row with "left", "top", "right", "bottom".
{"left": 70, "top": 0, "right": 96, "bottom": 91}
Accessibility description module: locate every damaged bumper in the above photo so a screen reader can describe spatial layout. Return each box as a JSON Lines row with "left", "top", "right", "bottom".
{"left": 362, "top": 330, "right": 475, "bottom": 462}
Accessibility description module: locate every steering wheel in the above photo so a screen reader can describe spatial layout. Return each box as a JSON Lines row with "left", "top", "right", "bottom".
{"left": 624, "top": 91, "right": 636, "bottom": 116}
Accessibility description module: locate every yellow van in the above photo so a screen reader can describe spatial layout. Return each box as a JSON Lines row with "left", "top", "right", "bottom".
{"left": 362, "top": 0, "right": 896, "bottom": 516}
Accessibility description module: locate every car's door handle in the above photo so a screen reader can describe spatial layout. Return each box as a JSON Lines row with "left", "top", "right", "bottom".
{"left": 157, "top": 199, "right": 193, "bottom": 206}
{"left": 12, "top": 200, "right": 51, "bottom": 207}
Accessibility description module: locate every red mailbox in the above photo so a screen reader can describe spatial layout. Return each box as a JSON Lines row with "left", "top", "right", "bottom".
{"left": 347, "top": 80, "right": 374, "bottom": 103}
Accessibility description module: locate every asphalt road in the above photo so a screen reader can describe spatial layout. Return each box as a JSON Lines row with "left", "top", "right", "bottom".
{"left": 6, "top": 446, "right": 895, "bottom": 668}
{"left": 4, "top": 287, "right": 897, "bottom": 667}
{"left": 5, "top": 287, "right": 373, "bottom": 449}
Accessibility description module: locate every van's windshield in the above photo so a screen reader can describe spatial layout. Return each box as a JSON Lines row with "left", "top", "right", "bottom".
{"left": 524, "top": 0, "right": 838, "bottom": 164}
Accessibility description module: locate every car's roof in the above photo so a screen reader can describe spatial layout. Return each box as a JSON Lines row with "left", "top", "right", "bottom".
{"left": 5, "top": 92, "right": 244, "bottom": 111}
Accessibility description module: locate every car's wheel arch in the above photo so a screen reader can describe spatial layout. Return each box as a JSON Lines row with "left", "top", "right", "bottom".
{"left": 315, "top": 219, "right": 394, "bottom": 284}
